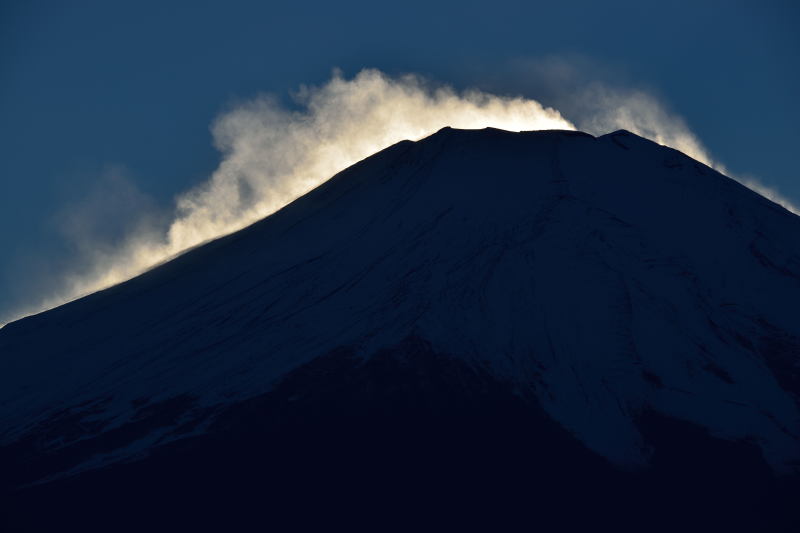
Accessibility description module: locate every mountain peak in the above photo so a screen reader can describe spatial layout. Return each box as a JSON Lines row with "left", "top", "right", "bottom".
{"left": 2, "top": 126, "right": 799, "bottom": 529}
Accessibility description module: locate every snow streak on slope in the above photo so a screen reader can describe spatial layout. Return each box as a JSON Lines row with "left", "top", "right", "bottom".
{"left": 1, "top": 128, "right": 798, "bottom": 484}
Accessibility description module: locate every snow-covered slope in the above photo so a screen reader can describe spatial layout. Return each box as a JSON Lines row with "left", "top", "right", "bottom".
{"left": 2, "top": 127, "right": 799, "bottom": 529}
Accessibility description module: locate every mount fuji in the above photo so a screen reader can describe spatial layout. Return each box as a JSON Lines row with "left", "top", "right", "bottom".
{"left": 2, "top": 127, "right": 799, "bottom": 531}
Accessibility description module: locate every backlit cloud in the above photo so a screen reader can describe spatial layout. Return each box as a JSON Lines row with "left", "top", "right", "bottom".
{"left": 2, "top": 68, "right": 795, "bottom": 325}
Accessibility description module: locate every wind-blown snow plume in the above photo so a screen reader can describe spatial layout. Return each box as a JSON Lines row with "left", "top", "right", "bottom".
{"left": 2, "top": 68, "right": 796, "bottom": 325}
{"left": 575, "top": 85, "right": 798, "bottom": 213}
{"left": 2, "top": 69, "right": 573, "bottom": 324}
{"left": 578, "top": 86, "right": 713, "bottom": 166}
{"left": 169, "top": 69, "right": 573, "bottom": 251}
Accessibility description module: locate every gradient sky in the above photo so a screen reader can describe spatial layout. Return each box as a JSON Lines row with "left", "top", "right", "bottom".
{"left": 1, "top": 0, "right": 798, "bottom": 318}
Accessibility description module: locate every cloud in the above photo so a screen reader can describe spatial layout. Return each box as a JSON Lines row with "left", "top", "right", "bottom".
{"left": 574, "top": 83, "right": 798, "bottom": 213}
{"left": 0, "top": 168, "right": 167, "bottom": 324}
{"left": 1, "top": 69, "right": 573, "bottom": 325}
{"left": 479, "top": 56, "right": 799, "bottom": 213}
{"left": 56, "top": 168, "right": 165, "bottom": 256}
{"left": 168, "top": 69, "right": 573, "bottom": 251}
{"left": 573, "top": 84, "right": 713, "bottom": 165}
{"left": 736, "top": 175, "right": 799, "bottom": 213}
{"left": 2, "top": 67, "right": 796, "bottom": 325}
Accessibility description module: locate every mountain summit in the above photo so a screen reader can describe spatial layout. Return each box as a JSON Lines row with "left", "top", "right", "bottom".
{"left": 2, "top": 128, "right": 799, "bottom": 530}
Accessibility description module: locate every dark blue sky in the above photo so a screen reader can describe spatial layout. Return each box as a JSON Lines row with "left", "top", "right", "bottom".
{"left": 1, "top": 0, "right": 798, "bottom": 318}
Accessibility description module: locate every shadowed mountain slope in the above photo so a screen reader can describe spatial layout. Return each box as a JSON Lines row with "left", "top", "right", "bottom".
{"left": 2, "top": 128, "right": 799, "bottom": 531}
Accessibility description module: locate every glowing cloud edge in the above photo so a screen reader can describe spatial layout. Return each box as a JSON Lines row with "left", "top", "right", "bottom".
{"left": 1, "top": 69, "right": 795, "bottom": 326}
